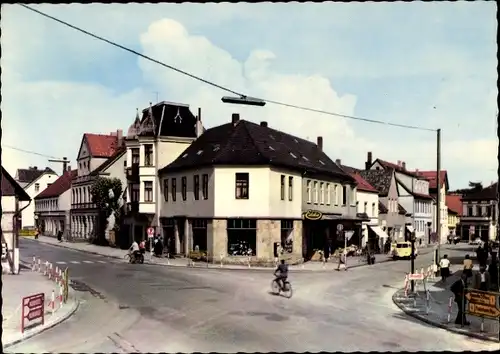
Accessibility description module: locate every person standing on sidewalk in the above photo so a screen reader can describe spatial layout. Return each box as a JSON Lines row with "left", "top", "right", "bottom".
{"left": 450, "top": 272, "right": 470, "bottom": 326}
{"left": 473, "top": 266, "right": 491, "bottom": 291}
{"left": 463, "top": 254, "right": 473, "bottom": 282}
{"left": 439, "top": 254, "right": 451, "bottom": 283}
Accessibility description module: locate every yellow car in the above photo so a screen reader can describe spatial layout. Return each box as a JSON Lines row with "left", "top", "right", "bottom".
{"left": 391, "top": 241, "right": 418, "bottom": 260}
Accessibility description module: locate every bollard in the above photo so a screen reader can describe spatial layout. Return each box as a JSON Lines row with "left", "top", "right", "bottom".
{"left": 37, "top": 259, "right": 41, "bottom": 272}
{"left": 447, "top": 296, "right": 453, "bottom": 323}
{"left": 43, "top": 261, "right": 48, "bottom": 276}
{"left": 220, "top": 253, "right": 224, "bottom": 268}
{"left": 48, "top": 264, "right": 53, "bottom": 280}
{"left": 404, "top": 274, "right": 409, "bottom": 297}
{"left": 425, "top": 290, "right": 430, "bottom": 315}
{"left": 55, "top": 266, "right": 59, "bottom": 282}
{"left": 480, "top": 317, "right": 484, "bottom": 332}
{"left": 58, "top": 284, "right": 64, "bottom": 308}
{"left": 247, "top": 256, "right": 251, "bottom": 268}
{"left": 50, "top": 290, "right": 56, "bottom": 315}
{"left": 32, "top": 256, "right": 36, "bottom": 271}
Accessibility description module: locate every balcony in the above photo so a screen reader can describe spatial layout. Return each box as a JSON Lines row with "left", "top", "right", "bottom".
{"left": 126, "top": 164, "right": 140, "bottom": 183}
{"left": 71, "top": 203, "right": 97, "bottom": 210}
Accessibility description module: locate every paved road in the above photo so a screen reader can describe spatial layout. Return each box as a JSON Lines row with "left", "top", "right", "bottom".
{"left": 8, "top": 239, "right": 498, "bottom": 352}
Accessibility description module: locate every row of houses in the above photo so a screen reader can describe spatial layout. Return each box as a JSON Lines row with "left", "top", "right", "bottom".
{"left": 15, "top": 100, "right": 497, "bottom": 264}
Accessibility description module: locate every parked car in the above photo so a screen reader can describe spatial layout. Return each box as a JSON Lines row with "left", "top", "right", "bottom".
{"left": 392, "top": 241, "right": 418, "bottom": 260}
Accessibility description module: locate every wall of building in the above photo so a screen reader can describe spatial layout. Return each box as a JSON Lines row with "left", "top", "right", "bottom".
{"left": 1, "top": 196, "right": 17, "bottom": 273}
{"left": 357, "top": 191, "right": 379, "bottom": 246}
{"left": 20, "top": 173, "right": 57, "bottom": 228}
{"left": 301, "top": 177, "right": 357, "bottom": 217}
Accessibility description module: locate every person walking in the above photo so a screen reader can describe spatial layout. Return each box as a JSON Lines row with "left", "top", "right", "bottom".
{"left": 473, "top": 266, "right": 491, "bottom": 291}
{"left": 463, "top": 254, "right": 473, "bottom": 282}
{"left": 439, "top": 254, "right": 451, "bottom": 283}
{"left": 450, "top": 272, "right": 470, "bottom": 326}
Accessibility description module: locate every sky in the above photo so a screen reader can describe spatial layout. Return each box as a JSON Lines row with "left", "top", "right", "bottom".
{"left": 1, "top": 2, "right": 498, "bottom": 190}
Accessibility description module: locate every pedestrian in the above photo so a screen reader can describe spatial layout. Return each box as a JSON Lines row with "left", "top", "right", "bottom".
{"left": 439, "top": 254, "right": 451, "bottom": 283}
{"left": 473, "top": 266, "right": 491, "bottom": 291}
{"left": 35, "top": 227, "right": 40, "bottom": 240}
{"left": 450, "top": 272, "right": 470, "bottom": 326}
{"left": 476, "top": 245, "right": 487, "bottom": 268}
{"left": 57, "top": 230, "right": 63, "bottom": 242}
{"left": 463, "top": 254, "right": 473, "bottom": 281}
{"left": 487, "top": 257, "right": 498, "bottom": 291}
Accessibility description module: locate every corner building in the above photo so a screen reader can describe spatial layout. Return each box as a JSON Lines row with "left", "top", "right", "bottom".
{"left": 158, "top": 113, "right": 359, "bottom": 265}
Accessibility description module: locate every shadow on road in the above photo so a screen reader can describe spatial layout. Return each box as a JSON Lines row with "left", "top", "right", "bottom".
{"left": 391, "top": 312, "right": 439, "bottom": 330}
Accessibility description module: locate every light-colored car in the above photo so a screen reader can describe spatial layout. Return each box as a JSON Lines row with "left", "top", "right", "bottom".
{"left": 392, "top": 241, "right": 418, "bottom": 260}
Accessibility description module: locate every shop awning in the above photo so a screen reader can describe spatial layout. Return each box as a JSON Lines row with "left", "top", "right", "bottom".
{"left": 406, "top": 225, "right": 415, "bottom": 233}
{"left": 368, "top": 225, "right": 389, "bottom": 240}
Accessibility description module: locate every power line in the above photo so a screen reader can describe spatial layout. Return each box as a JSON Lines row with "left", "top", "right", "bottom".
{"left": 3, "top": 145, "right": 60, "bottom": 159}
{"left": 19, "top": 4, "right": 436, "bottom": 133}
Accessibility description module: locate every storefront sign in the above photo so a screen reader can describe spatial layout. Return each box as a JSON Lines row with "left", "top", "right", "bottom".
{"left": 303, "top": 210, "right": 322, "bottom": 220}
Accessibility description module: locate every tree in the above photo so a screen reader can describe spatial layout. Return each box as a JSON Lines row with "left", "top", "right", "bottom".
{"left": 90, "top": 177, "right": 123, "bottom": 245}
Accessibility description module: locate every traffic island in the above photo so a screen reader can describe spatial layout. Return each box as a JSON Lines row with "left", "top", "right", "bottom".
{"left": 2, "top": 266, "right": 80, "bottom": 348}
{"left": 392, "top": 275, "right": 499, "bottom": 343}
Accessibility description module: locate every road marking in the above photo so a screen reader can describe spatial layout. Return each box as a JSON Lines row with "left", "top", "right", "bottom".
{"left": 70, "top": 261, "right": 80, "bottom": 264}
{"left": 97, "top": 260, "right": 107, "bottom": 263}
{"left": 83, "top": 260, "right": 94, "bottom": 264}
{"left": 55, "top": 261, "right": 67, "bottom": 264}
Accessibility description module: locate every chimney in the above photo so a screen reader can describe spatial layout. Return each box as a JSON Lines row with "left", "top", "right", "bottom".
{"left": 335, "top": 159, "right": 341, "bottom": 165}
{"left": 365, "top": 151, "right": 372, "bottom": 170}
{"left": 67, "top": 165, "right": 72, "bottom": 172}
{"left": 397, "top": 160, "right": 401, "bottom": 167}
{"left": 317, "top": 136, "right": 323, "bottom": 151}
{"left": 116, "top": 129, "right": 123, "bottom": 146}
{"left": 402, "top": 161, "right": 406, "bottom": 170}
{"left": 198, "top": 107, "right": 202, "bottom": 121}
{"left": 231, "top": 113, "right": 240, "bottom": 125}
{"left": 32, "top": 166, "right": 38, "bottom": 170}
{"left": 415, "top": 168, "right": 419, "bottom": 175}
{"left": 260, "top": 121, "right": 268, "bottom": 128}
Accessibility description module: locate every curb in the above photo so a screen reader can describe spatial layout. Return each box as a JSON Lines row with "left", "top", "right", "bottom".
{"left": 391, "top": 289, "right": 499, "bottom": 343}
{"left": 3, "top": 298, "right": 80, "bottom": 349}
{"left": 29, "top": 238, "right": 394, "bottom": 272}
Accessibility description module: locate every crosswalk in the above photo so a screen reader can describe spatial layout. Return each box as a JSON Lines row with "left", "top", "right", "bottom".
{"left": 54, "top": 259, "right": 112, "bottom": 265}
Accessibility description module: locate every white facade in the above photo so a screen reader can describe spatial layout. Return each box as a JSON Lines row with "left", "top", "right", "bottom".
{"left": 35, "top": 190, "right": 71, "bottom": 236}
{"left": 356, "top": 190, "right": 379, "bottom": 247}
{"left": 431, "top": 184, "right": 449, "bottom": 243}
{"left": 20, "top": 172, "right": 58, "bottom": 228}
{"left": 160, "top": 166, "right": 303, "bottom": 219}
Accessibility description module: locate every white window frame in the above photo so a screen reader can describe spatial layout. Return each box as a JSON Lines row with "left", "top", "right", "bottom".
{"left": 306, "top": 180, "right": 312, "bottom": 204}
{"left": 313, "top": 181, "right": 318, "bottom": 204}
{"left": 326, "top": 183, "right": 331, "bottom": 205}
{"left": 319, "top": 182, "right": 324, "bottom": 204}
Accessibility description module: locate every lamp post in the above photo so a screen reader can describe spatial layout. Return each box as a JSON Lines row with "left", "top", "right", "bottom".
{"left": 410, "top": 231, "right": 417, "bottom": 293}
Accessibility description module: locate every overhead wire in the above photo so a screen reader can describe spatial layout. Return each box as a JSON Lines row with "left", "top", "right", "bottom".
{"left": 19, "top": 4, "right": 437, "bottom": 133}
{"left": 2, "top": 145, "right": 61, "bottom": 159}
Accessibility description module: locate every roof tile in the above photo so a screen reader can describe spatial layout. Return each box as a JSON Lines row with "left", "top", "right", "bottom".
{"left": 461, "top": 182, "right": 498, "bottom": 201}
{"left": 16, "top": 167, "right": 56, "bottom": 184}
{"left": 359, "top": 169, "right": 393, "bottom": 196}
{"left": 35, "top": 170, "right": 77, "bottom": 199}
{"left": 85, "top": 134, "right": 119, "bottom": 158}
{"left": 415, "top": 170, "right": 448, "bottom": 189}
{"left": 446, "top": 194, "right": 462, "bottom": 215}
{"left": 351, "top": 172, "right": 378, "bottom": 193}
{"left": 2, "top": 166, "right": 31, "bottom": 200}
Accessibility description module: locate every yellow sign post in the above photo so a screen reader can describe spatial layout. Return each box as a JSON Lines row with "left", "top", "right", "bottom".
{"left": 303, "top": 210, "right": 323, "bottom": 221}
{"left": 63, "top": 268, "right": 69, "bottom": 303}
{"left": 465, "top": 289, "right": 500, "bottom": 320}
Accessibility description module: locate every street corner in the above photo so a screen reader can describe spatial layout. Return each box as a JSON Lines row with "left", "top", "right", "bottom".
{"left": 3, "top": 292, "right": 80, "bottom": 349}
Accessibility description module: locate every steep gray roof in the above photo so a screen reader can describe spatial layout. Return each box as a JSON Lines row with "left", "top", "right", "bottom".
{"left": 359, "top": 169, "right": 393, "bottom": 197}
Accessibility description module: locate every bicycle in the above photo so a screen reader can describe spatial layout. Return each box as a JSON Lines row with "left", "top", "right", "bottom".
{"left": 271, "top": 278, "right": 293, "bottom": 299}
{"left": 124, "top": 252, "right": 144, "bottom": 264}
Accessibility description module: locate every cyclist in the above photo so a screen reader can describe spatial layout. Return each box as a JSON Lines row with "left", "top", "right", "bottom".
{"left": 129, "top": 240, "right": 140, "bottom": 261}
{"left": 274, "top": 259, "right": 289, "bottom": 291}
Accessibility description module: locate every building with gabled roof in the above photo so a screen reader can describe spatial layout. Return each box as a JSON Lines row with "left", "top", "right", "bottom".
{"left": 15, "top": 166, "right": 58, "bottom": 229}
{"left": 34, "top": 168, "right": 77, "bottom": 238}
{"left": 158, "top": 113, "right": 361, "bottom": 264}
{"left": 446, "top": 194, "right": 462, "bottom": 237}
{"left": 70, "top": 130, "right": 126, "bottom": 242}
{"left": 2, "top": 166, "right": 31, "bottom": 274}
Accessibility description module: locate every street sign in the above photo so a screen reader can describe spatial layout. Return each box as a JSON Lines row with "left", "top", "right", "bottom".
{"left": 345, "top": 231, "right": 354, "bottom": 241}
{"left": 337, "top": 224, "right": 344, "bottom": 231}
{"left": 21, "top": 293, "right": 45, "bottom": 333}
{"left": 303, "top": 210, "right": 322, "bottom": 220}
{"left": 408, "top": 273, "right": 424, "bottom": 281}
{"left": 147, "top": 227, "right": 154, "bottom": 238}
{"left": 465, "top": 289, "right": 500, "bottom": 319}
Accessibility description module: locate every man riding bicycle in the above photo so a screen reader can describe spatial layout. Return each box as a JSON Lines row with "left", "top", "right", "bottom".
{"left": 274, "top": 259, "right": 289, "bottom": 291}
{"left": 129, "top": 240, "right": 141, "bottom": 261}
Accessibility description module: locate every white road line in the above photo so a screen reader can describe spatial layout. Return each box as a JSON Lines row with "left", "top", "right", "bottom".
{"left": 97, "top": 260, "right": 107, "bottom": 263}
{"left": 55, "top": 261, "right": 67, "bottom": 264}
{"left": 70, "top": 261, "right": 80, "bottom": 264}
{"left": 83, "top": 260, "right": 94, "bottom": 264}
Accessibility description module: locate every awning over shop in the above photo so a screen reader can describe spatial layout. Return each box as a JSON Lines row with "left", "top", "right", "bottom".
{"left": 406, "top": 225, "right": 415, "bottom": 233}
{"left": 368, "top": 225, "right": 389, "bottom": 240}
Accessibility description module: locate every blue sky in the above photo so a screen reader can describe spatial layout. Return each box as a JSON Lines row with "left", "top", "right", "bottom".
{"left": 1, "top": 2, "right": 497, "bottom": 189}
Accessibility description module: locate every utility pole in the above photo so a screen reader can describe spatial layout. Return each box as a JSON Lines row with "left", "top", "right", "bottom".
{"left": 48, "top": 156, "right": 69, "bottom": 175}
{"left": 436, "top": 129, "right": 441, "bottom": 264}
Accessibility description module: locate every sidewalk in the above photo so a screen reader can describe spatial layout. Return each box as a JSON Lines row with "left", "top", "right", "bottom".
{"left": 2, "top": 267, "right": 80, "bottom": 348}
{"left": 31, "top": 235, "right": 393, "bottom": 272}
{"left": 392, "top": 265, "right": 499, "bottom": 342}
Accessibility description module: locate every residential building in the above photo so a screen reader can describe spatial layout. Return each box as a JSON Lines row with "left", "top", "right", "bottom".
{"left": 123, "top": 101, "right": 204, "bottom": 245}
{"left": 70, "top": 131, "right": 124, "bottom": 241}
{"left": 15, "top": 166, "right": 58, "bottom": 228}
{"left": 418, "top": 170, "right": 450, "bottom": 243}
{"left": 34, "top": 168, "right": 77, "bottom": 237}
{"left": 446, "top": 194, "right": 462, "bottom": 237}
{"left": 158, "top": 114, "right": 359, "bottom": 264}
{"left": 460, "top": 183, "right": 498, "bottom": 242}
{"left": 359, "top": 166, "right": 409, "bottom": 244}
{"left": 366, "top": 153, "right": 433, "bottom": 245}
{"left": 2, "top": 166, "right": 31, "bottom": 274}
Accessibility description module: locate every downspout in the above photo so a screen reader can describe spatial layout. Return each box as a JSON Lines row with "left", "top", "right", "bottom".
{"left": 155, "top": 106, "right": 166, "bottom": 233}
{"left": 12, "top": 199, "right": 32, "bottom": 274}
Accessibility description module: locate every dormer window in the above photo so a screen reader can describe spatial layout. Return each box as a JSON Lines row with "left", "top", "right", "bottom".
{"left": 182, "top": 153, "right": 188, "bottom": 158}
{"left": 269, "top": 146, "right": 275, "bottom": 151}
{"left": 269, "top": 135, "right": 275, "bottom": 140}
{"left": 290, "top": 152, "right": 297, "bottom": 158}
{"left": 294, "top": 139, "right": 298, "bottom": 143}
{"left": 213, "top": 145, "right": 220, "bottom": 152}
{"left": 302, "top": 156, "right": 309, "bottom": 161}
{"left": 197, "top": 150, "right": 203, "bottom": 155}
{"left": 319, "top": 160, "right": 325, "bottom": 165}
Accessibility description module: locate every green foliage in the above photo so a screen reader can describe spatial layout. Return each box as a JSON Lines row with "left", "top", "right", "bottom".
{"left": 90, "top": 177, "right": 123, "bottom": 238}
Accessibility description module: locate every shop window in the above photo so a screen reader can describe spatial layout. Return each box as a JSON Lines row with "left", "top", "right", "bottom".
{"left": 235, "top": 173, "right": 249, "bottom": 199}
{"left": 192, "top": 219, "right": 207, "bottom": 252}
{"left": 181, "top": 176, "right": 187, "bottom": 201}
{"left": 227, "top": 219, "right": 256, "bottom": 256}
{"left": 194, "top": 175, "right": 200, "bottom": 200}
{"left": 280, "top": 220, "right": 294, "bottom": 253}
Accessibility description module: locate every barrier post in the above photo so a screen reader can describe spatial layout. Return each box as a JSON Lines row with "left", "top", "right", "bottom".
{"left": 404, "top": 274, "right": 409, "bottom": 297}
{"left": 247, "top": 255, "right": 251, "bottom": 268}
{"left": 219, "top": 253, "right": 224, "bottom": 268}
{"left": 32, "top": 256, "right": 36, "bottom": 271}
{"left": 480, "top": 317, "right": 484, "bottom": 332}
{"left": 447, "top": 296, "right": 453, "bottom": 323}
{"left": 63, "top": 268, "right": 69, "bottom": 303}
{"left": 43, "top": 261, "right": 48, "bottom": 276}
{"left": 48, "top": 264, "right": 53, "bottom": 280}
{"left": 50, "top": 290, "right": 55, "bottom": 315}
{"left": 37, "top": 259, "right": 41, "bottom": 272}
{"left": 425, "top": 290, "right": 430, "bottom": 315}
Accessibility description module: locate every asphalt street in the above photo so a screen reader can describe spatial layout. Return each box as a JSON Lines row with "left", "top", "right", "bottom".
{"left": 8, "top": 239, "right": 498, "bottom": 352}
